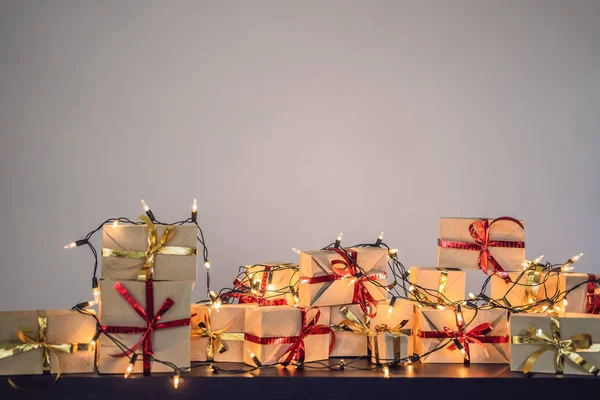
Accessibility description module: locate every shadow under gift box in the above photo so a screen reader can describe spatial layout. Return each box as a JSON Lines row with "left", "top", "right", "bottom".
{"left": 243, "top": 306, "right": 331, "bottom": 366}
{"left": 437, "top": 217, "right": 525, "bottom": 273}
{"left": 98, "top": 280, "right": 192, "bottom": 374}
{"left": 510, "top": 313, "right": 600, "bottom": 375}
{"left": 369, "top": 300, "right": 414, "bottom": 364}
{"left": 0, "top": 310, "right": 96, "bottom": 375}
{"left": 102, "top": 223, "right": 198, "bottom": 281}
{"left": 409, "top": 267, "right": 466, "bottom": 305}
{"left": 297, "top": 247, "right": 387, "bottom": 308}
{"left": 190, "top": 304, "right": 254, "bottom": 362}
{"left": 235, "top": 263, "right": 299, "bottom": 305}
{"left": 415, "top": 308, "right": 509, "bottom": 364}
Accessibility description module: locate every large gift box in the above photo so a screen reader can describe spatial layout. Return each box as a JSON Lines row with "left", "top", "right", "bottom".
{"left": 490, "top": 268, "right": 548, "bottom": 308}
{"left": 409, "top": 267, "right": 465, "bottom": 305}
{"left": 190, "top": 304, "right": 252, "bottom": 362}
{"left": 243, "top": 306, "right": 333, "bottom": 366}
{"left": 231, "top": 263, "right": 299, "bottom": 306}
{"left": 329, "top": 304, "right": 369, "bottom": 357}
{"left": 510, "top": 313, "right": 600, "bottom": 375}
{"left": 545, "top": 273, "right": 599, "bottom": 314}
{"left": 98, "top": 279, "right": 192, "bottom": 374}
{"left": 369, "top": 300, "right": 414, "bottom": 364}
{"left": 437, "top": 217, "right": 525, "bottom": 277}
{"left": 416, "top": 308, "right": 509, "bottom": 364}
{"left": 298, "top": 247, "right": 387, "bottom": 316}
{"left": 102, "top": 217, "right": 198, "bottom": 281}
{"left": 0, "top": 310, "right": 96, "bottom": 375}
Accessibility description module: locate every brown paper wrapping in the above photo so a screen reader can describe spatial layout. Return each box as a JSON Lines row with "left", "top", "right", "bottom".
{"left": 369, "top": 333, "right": 408, "bottom": 365}
{"left": 298, "top": 247, "right": 387, "bottom": 308}
{"left": 243, "top": 306, "right": 331, "bottom": 366}
{"left": 0, "top": 310, "right": 96, "bottom": 375}
{"left": 329, "top": 304, "right": 368, "bottom": 357}
{"left": 370, "top": 299, "right": 415, "bottom": 356}
{"left": 545, "top": 273, "right": 593, "bottom": 313}
{"left": 98, "top": 279, "right": 191, "bottom": 374}
{"left": 102, "top": 223, "right": 197, "bottom": 281}
{"left": 416, "top": 308, "right": 509, "bottom": 364}
{"left": 490, "top": 271, "right": 549, "bottom": 308}
{"left": 239, "top": 263, "right": 298, "bottom": 305}
{"left": 437, "top": 217, "right": 525, "bottom": 272}
{"left": 409, "top": 267, "right": 465, "bottom": 305}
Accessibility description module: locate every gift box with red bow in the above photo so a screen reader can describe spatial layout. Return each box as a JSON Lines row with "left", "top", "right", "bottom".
{"left": 437, "top": 217, "right": 525, "bottom": 280}
{"left": 297, "top": 247, "right": 387, "bottom": 318}
{"left": 229, "top": 263, "right": 299, "bottom": 306}
{"left": 242, "top": 306, "right": 334, "bottom": 366}
{"left": 416, "top": 308, "right": 509, "bottom": 364}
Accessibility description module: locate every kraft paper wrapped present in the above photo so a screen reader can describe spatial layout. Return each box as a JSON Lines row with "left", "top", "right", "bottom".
{"left": 298, "top": 247, "right": 387, "bottom": 316}
{"left": 369, "top": 300, "right": 414, "bottom": 364}
{"left": 243, "top": 306, "right": 333, "bottom": 366}
{"left": 437, "top": 217, "right": 525, "bottom": 276}
{"left": 329, "top": 304, "right": 369, "bottom": 357}
{"left": 369, "top": 333, "right": 409, "bottom": 365}
{"left": 102, "top": 217, "right": 198, "bottom": 281}
{"left": 409, "top": 267, "right": 465, "bottom": 305}
{"left": 0, "top": 310, "right": 96, "bottom": 376}
{"left": 190, "top": 304, "right": 252, "bottom": 362}
{"left": 490, "top": 269, "right": 549, "bottom": 308}
{"left": 231, "top": 263, "right": 299, "bottom": 306}
{"left": 545, "top": 273, "right": 600, "bottom": 314}
{"left": 98, "top": 279, "right": 191, "bottom": 374}
{"left": 510, "top": 313, "right": 600, "bottom": 375}
{"left": 416, "top": 308, "right": 509, "bottom": 364}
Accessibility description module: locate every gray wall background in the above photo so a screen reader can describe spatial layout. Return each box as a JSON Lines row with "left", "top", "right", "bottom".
{"left": 1, "top": 1, "right": 599, "bottom": 311}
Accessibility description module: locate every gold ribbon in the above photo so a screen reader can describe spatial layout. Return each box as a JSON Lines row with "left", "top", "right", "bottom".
{"left": 511, "top": 313, "right": 600, "bottom": 375}
{"left": 102, "top": 215, "right": 198, "bottom": 281}
{"left": 437, "top": 269, "right": 448, "bottom": 305}
{"left": 191, "top": 312, "right": 244, "bottom": 361}
{"left": 370, "top": 322, "right": 410, "bottom": 365}
{"left": 330, "top": 305, "right": 371, "bottom": 335}
{"left": 523, "top": 264, "right": 544, "bottom": 304}
{"left": 0, "top": 311, "right": 91, "bottom": 387}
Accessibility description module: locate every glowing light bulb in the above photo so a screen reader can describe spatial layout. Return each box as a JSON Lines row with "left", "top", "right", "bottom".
{"left": 437, "top": 305, "right": 445, "bottom": 311}
{"left": 124, "top": 354, "right": 137, "bottom": 379}
{"left": 534, "top": 255, "right": 545, "bottom": 264}
{"left": 204, "top": 261, "right": 210, "bottom": 270}
{"left": 468, "top": 293, "right": 476, "bottom": 299}
{"left": 267, "top": 284, "right": 274, "bottom": 291}
{"left": 408, "top": 285, "right": 415, "bottom": 292}
{"left": 172, "top": 373, "right": 181, "bottom": 389}
{"left": 378, "top": 231, "right": 384, "bottom": 241}
{"left": 456, "top": 312, "right": 463, "bottom": 323}
{"left": 293, "top": 294, "right": 299, "bottom": 304}
{"left": 337, "top": 232, "right": 343, "bottom": 242}
{"left": 192, "top": 198, "right": 197, "bottom": 214}
{"left": 563, "top": 299, "right": 568, "bottom": 306}
{"left": 383, "top": 365, "right": 390, "bottom": 378}
{"left": 528, "top": 298, "right": 534, "bottom": 304}
{"left": 292, "top": 248, "right": 301, "bottom": 254}
{"left": 573, "top": 253, "right": 583, "bottom": 262}
{"left": 112, "top": 220, "right": 119, "bottom": 228}
{"left": 388, "top": 248, "right": 399, "bottom": 255}
{"left": 93, "top": 287, "right": 100, "bottom": 304}
{"left": 542, "top": 305, "right": 548, "bottom": 312}
{"left": 554, "top": 305, "right": 560, "bottom": 312}
{"left": 64, "top": 242, "right": 76, "bottom": 249}
{"left": 141, "top": 199, "right": 150, "bottom": 212}
{"left": 347, "top": 278, "right": 357, "bottom": 287}
{"left": 536, "top": 328, "right": 543, "bottom": 336}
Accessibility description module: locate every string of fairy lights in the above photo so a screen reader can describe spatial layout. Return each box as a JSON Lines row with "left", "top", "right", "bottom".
{"left": 57, "top": 202, "right": 599, "bottom": 389}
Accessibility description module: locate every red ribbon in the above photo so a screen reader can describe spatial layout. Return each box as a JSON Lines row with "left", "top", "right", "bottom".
{"left": 417, "top": 310, "right": 508, "bottom": 365}
{"left": 228, "top": 266, "right": 289, "bottom": 306}
{"left": 438, "top": 217, "right": 524, "bottom": 282}
{"left": 101, "top": 281, "right": 191, "bottom": 375}
{"left": 587, "top": 274, "right": 600, "bottom": 314}
{"left": 299, "top": 248, "right": 386, "bottom": 318}
{"left": 244, "top": 307, "right": 335, "bottom": 365}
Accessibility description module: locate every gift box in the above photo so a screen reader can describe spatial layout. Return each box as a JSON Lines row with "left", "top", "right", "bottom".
{"left": 98, "top": 279, "right": 192, "bottom": 374}
{"left": 102, "top": 217, "right": 198, "bottom": 281}
{"left": 409, "top": 267, "right": 465, "bottom": 305}
{"left": 545, "top": 273, "right": 600, "bottom": 314}
{"left": 243, "top": 306, "right": 333, "bottom": 366}
{"left": 490, "top": 268, "right": 549, "bottom": 309}
{"left": 0, "top": 310, "right": 96, "bottom": 375}
{"left": 190, "top": 304, "right": 252, "bottom": 362}
{"left": 416, "top": 308, "right": 509, "bottom": 364}
{"left": 369, "top": 299, "right": 414, "bottom": 364}
{"left": 329, "top": 304, "right": 369, "bottom": 357}
{"left": 437, "top": 217, "right": 525, "bottom": 276}
{"left": 231, "top": 263, "right": 299, "bottom": 306}
{"left": 298, "top": 247, "right": 387, "bottom": 316}
{"left": 510, "top": 313, "right": 600, "bottom": 375}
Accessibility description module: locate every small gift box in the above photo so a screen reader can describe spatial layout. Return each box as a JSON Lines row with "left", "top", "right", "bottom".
{"left": 102, "top": 216, "right": 198, "bottom": 281}
{"left": 243, "top": 306, "right": 333, "bottom": 366}
{"left": 298, "top": 247, "right": 387, "bottom": 317}
{"left": 510, "top": 313, "right": 600, "bottom": 375}
{"left": 490, "top": 269, "right": 549, "bottom": 309}
{"left": 437, "top": 217, "right": 525, "bottom": 278}
{"left": 98, "top": 279, "right": 192, "bottom": 375}
{"left": 231, "top": 263, "right": 299, "bottom": 306}
{"left": 329, "top": 304, "right": 369, "bottom": 357}
{"left": 190, "top": 304, "right": 252, "bottom": 362}
{"left": 416, "top": 308, "right": 509, "bottom": 364}
{"left": 409, "top": 267, "right": 466, "bottom": 305}
{"left": 369, "top": 300, "right": 414, "bottom": 364}
{"left": 545, "top": 273, "right": 600, "bottom": 314}
{"left": 0, "top": 310, "right": 96, "bottom": 376}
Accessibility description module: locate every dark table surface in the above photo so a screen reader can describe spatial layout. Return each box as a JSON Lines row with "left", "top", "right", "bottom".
{"left": 1, "top": 359, "right": 596, "bottom": 399}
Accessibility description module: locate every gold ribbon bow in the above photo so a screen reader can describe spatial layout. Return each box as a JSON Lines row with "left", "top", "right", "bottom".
{"left": 102, "top": 215, "right": 198, "bottom": 281}
{"left": 370, "top": 321, "right": 410, "bottom": 365}
{"left": 191, "top": 313, "right": 244, "bottom": 361}
{"left": 512, "top": 313, "right": 600, "bottom": 375}
{"left": 331, "top": 306, "right": 371, "bottom": 335}
{"left": 0, "top": 311, "right": 90, "bottom": 386}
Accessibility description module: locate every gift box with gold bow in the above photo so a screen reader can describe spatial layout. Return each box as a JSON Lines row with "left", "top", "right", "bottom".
{"left": 409, "top": 267, "right": 466, "bottom": 305}
{"left": 368, "top": 300, "right": 414, "bottom": 364}
{"left": 0, "top": 310, "right": 96, "bottom": 376}
{"left": 102, "top": 216, "right": 198, "bottom": 282}
{"left": 190, "top": 304, "right": 252, "bottom": 362}
{"left": 243, "top": 306, "right": 334, "bottom": 366}
{"left": 545, "top": 273, "right": 600, "bottom": 314}
{"left": 297, "top": 247, "right": 387, "bottom": 317}
{"left": 437, "top": 217, "right": 525, "bottom": 279}
{"left": 490, "top": 268, "right": 550, "bottom": 309}
{"left": 230, "top": 263, "right": 299, "bottom": 306}
{"left": 416, "top": 308, "right": 509, "bottom": 364}
{"left": 510, "top": 313, "right": 600, "bottom": 375}
{"left": 329, "top": 304, "right": 369, "bottom": 357}
{"left": 98, "top": 279, "right": 192, "bottom": 375}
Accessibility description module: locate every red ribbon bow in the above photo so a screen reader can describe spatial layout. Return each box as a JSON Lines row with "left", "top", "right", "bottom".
{"left": 438, "top": 217, "right": 525, "bottom": 283}
{"left": 244, "top": 307, "right": 335, "bottom": 365}
{"left": 101, "top": 281, "right": 191, "bottom": 375}
{"left": 228, "top": 266, "right": 288, "bottom": 306}
{"left": 418, "top": 310, "right": 508, "bottom": 365}
{"left": 587, "top": 274, "right": 600, "bottom": 314}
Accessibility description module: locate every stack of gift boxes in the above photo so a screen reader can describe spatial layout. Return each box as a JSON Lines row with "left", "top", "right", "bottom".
{"left": 1, "top": 215, "right": 599, "bottom": 379}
